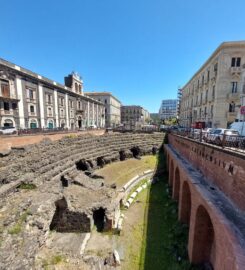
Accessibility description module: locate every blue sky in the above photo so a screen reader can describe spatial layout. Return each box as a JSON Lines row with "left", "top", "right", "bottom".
{"left": 1, "top": 0, "right": 245, "bottom": 112}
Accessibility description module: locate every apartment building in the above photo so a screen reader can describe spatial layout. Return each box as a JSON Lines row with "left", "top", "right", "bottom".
{"left": 159, "top": 99, "right": 178, "bottom": 120}
{"left": 0, "top": 58, "right": 105, "bottom": 129}
{"left": 85, "top": 92, "right": 121, "bottom": 127}
{"left": 180, "top": 41, "right": 245, "bottom": 128}
{"left": 121, "top": 105, "right": 150, "bottom": 128}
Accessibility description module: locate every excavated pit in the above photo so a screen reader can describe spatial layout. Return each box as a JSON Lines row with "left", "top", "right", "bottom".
{"left": 50, "top": 197, "right": 91, "bottom": 233}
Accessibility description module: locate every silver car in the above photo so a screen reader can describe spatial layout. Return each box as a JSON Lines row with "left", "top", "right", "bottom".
{"left": 0, "top": 126, "right": 17, "bottom": 135}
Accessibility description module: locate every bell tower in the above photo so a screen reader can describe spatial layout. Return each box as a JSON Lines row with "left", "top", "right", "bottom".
{"left": 64, "top": 72, "right": 83, "bottom": 95}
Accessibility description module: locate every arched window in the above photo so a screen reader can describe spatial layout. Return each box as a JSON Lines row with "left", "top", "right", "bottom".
{"left": 48, "top": 107, "right": 52, "bottom": 117}
{"left": 30, "top": 105, "right": 35, "bottom": 113}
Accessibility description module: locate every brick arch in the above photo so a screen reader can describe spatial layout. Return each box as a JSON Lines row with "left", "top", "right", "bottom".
{"left": 179, "top": 181, "right": 191, "bottom": 225}
{"left": 169, "top": 159, "right": 174, "bottom": 187}
{"left": 191, "top": 205, "right": 215, "bottom": 266}
{"left": 173, "top": 167, "right": 180, "bottom": 201}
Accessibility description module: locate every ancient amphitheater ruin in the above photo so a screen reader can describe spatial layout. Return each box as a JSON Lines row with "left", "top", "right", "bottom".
{"left": 0, "top": 132, "right": 164, "bottom": 270}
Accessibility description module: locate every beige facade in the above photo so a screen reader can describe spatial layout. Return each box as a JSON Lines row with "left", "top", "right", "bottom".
{"left": 121, "top": 105, "right": 150, "bottom": 128}
{"left": 85, "top": 92, "right": 121, "bottom": 128}
{"left": 180, "top": 41, "right": 245, "bottom": 128}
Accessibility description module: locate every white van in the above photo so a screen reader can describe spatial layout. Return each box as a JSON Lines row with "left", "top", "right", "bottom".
{"left": 230, "top": 122, "right": 245, "bottom": 136}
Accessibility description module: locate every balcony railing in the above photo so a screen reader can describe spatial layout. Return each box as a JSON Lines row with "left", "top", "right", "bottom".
{"left": 227, "top": 92, "right": 240, "bottom": 100}
{"left": 230, "top": 66, "right": 241, "bottom": 74}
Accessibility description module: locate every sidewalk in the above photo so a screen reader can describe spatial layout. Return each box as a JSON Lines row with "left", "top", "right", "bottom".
{"left": 0, "top": 129, "right": 105, "bottom": 151}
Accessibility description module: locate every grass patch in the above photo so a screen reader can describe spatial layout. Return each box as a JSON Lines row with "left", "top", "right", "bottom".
{"left": 96, "top": 155, "right": 157, "bottom": 188}
{"left": 139, "top": 153, "right": 200, "bottom": 270}
{"left": 8, "top": 210, "right": 31, "bottom": 235}
{"left": 121, "top": 151, "right": 201, "bottom": 270}
{"left": 41, "top": 254, "right": 65, "bottom": 270}
{"left": 8, "top": 223, "right": 22, "bottom": 235}
{"left": 19, "top": 183, "right": 37, "bottom": 190}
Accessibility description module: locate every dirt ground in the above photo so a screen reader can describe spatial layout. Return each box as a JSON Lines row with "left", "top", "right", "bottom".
{"left": 0, "top": 129, "right": 104, "bottom": 151}
{"left": 95, "top": 156, "right": 157, "bottom": 188}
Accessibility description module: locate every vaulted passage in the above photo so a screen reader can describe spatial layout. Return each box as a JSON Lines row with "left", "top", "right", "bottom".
{"left": 192, "top": 205, "right": 215, "bottom": 267}
{"left": 50, "top": 197, "right": 91, "bottom": 232}
{"left": 93, "top": 207, "right": 106, "bottom": 232}
{"left": 130, "top": 146, "right": 141, "bottom": 158}
{"left": 76, "top": 159, "right": 90, "bottom": 171}
{"left": 119, "top": 150, "right": 126, "bottom": 161}
{"left": 173, "top": 167, "right": 180, "bottom": 201}
{"left": 60, "top": 175, "right": 69, "bottom": 187}
{"left": 97, "top": 156, "right": 105, "bottom": 167}
{"left": 179, "top": 181, "right": 191, "bottom": 225}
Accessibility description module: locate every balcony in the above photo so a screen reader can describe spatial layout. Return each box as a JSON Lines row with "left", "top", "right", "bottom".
{"left": 26, "top": 98, "right": 37, "bottom": 104}
{"left": 226, "top": 92, "right": 240, "bottom": 101}
{"left": 211, "top": 71, "right": 217, "bottom": 81}
{"left": 230, "top": 66, "right": 241, "bottom": 75}
{"left": 208, "top": 95, "right": 214, "bottom": 102}
{"left": 29, "top": 112, "right": 36, "bottom": 116}
{"left": 0, "top": 109, "right": 14, "bottom": 116}
{"left": 226, "top": 112, "right": 237, "bottom": 121}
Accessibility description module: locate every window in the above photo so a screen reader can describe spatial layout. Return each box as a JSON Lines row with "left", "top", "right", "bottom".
{"left": 60, "top": 109, "right": 64, "bottom": 118}
{"left": 27, "top": 88, "right": 35, "bottom": 100}
{"left": 48, "top": 107, "right": 52, "bottom": 117}
{"left": 104, "top": 99, "right": 107, "bottom": 104}
{"left": 207, "top": 70, "right": 210, "bottom": 81}
{"left": 78, "top": 101, "right": 81, "bottom": 109}
{"left": 231, "top": 57, "right": 241, "bottom": 67}
{"left": 59, "top": 97, "right": 64, "bottom": 106}
{"left": 214, "top": 63, "right": 218, "bottom": 71}
{"left": 212, "top": 85, "right": 215, "bottom": 98}
{"left": 229, "top": 102, "right": 235, "bottom": 112}
{"left": 231, "top": 82, "right": 238, "bottom": 93}
{"left": 4, "top": 102, "right": 10, "bottom": 111}
{"left": 30, "top": 105, "right": 35, "bottom": 113}
{"left": 1, "top": 79, "right": 10, "bottom": 97}
{"left": 12, "top": 103, "right": 17, "bottom": 110}
{"left": 46, "top": 94, "right": 52, "bottom": 104}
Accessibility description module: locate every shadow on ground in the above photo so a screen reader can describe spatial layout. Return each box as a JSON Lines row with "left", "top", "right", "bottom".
{"left": 140, "top": 146, "right": 200, "bottom": 270}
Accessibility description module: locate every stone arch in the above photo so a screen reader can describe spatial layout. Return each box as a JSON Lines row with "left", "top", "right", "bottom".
{"left": 29, "top": 118, "right": 38, "bottom": 129}
{"left": 169, "top": 159, "right": 174, "bottom": 187}
{"left": 179, "top": 181, "right": 191, "bottom": 225}
{"left": 173, "top": 167, "right": 180, "bottom": 201}
{"left": 191, "top": 205, "right": 215, "bottom": 266}
{"left": 1, "top": 118, "right": 15, "bottom": 127}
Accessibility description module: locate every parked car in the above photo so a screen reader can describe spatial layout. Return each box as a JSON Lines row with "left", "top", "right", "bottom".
{"left": 0, "top": 126, "right": 17, "bottom": 135}
{"left": 89, "top": 124, "right": 97, "bottom": 129}
{"left": 203, "top": 128, "right": 216, "bottom": 142}
{"left": 206, "top": 128, "right": 239, "bottom": 146}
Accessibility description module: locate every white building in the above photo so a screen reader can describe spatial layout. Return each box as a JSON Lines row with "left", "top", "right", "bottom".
{"left": 85, "top": 92, "right": 121, "bottom": 128}
{"left": 159, "top": 99, "right": 178, "bottom": 120}
{"left": 0, "top": 58, "right": 105, "bottom": 130}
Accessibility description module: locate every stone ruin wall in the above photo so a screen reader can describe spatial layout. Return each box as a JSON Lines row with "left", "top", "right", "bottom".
{"left": 0, "top": 132, "right": 164, "bottom": 270}
{"left": 168, "top": 133, "right": 245, "bottom": 211}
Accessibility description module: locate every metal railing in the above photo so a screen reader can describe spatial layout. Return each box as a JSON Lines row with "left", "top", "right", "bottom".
{"left": 171, "top": 129, "right": 245, "bottom": 152}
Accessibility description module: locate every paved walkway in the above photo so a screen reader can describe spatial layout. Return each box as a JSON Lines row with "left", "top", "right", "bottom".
{"left": 0, "top": 130, "right": 105, "bottom": 151}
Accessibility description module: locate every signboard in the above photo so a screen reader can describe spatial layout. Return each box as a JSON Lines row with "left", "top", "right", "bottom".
{"left": 241, "top": 106, "right": 245, "bottom": 115}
